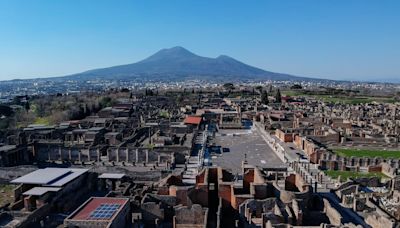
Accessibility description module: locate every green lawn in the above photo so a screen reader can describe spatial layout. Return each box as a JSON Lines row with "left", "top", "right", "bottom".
{"left": 282, "top": 90, "right": 306, "bottom": 97}
{"left": 0, "top": 184, "right": 15, "bottom": 206}
{"left": 334, "top": 148, "right": 400, "bottom": 159}
{"left": 316, "top": 96, "right": 371, "bottom": 104}
{"left": 159, "top": 110, "right": 170, "bottom": 118}
{"left": 325, "top": 170, "right": 387, "bottom": 182}
{"left": 315, "top": 95, "right": 395, "bottom": 104}
{"left": 33, "top": 117, "right": 51, "bottom": 125}
{"left": 281, "top": 90, "right": 396, "bottom": 104}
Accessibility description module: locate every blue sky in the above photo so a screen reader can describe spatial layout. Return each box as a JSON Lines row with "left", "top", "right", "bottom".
{"left": 0, "top": 0, "right": 399, "bottom": 81}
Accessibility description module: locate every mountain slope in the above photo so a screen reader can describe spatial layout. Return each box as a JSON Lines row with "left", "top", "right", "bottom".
{"left": 65, "top": 46, "right": 310, "bottom": 81}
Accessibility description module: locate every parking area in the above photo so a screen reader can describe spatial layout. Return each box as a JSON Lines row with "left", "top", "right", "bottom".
{"left": 211, "top": 128, "right": 285, "bottom": 174}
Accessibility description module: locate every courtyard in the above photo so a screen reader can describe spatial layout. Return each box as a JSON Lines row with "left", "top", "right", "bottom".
{"left": 211, "top": 128, "right": 285, "bottom": 174}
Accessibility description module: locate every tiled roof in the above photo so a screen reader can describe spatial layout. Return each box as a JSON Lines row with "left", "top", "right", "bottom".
{"left": 184, "top": 116, "right": 202, "bottom": 125}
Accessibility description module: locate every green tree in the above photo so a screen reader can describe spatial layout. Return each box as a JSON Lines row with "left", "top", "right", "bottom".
{"left": 223, "top": 83, "right": 234, "bottom": 90}
{"left": 12, "top": 96, "right": 21, "bottom": 105}
{"left": 24, "top": 101, "right": 30, "bottom": 111}
{"left": 261, "top": 90, "right": 269, "bottom": 105}
{"left": 0, "top": 105, "right": 13, "bottom": 116}
{"left": 290, "top": 84, "right": 302, "bottom": 90}
{"left": 145, "top": 89, "right": 154, "bottom": 96}
{"left": 268, "top": 85, "right": 273, "bottom": 93}
{"left": 275, "top": 89, "right": 282, "bottom": 103}
{"left": 100, "top": 97, "right": 112, "bottom": 108}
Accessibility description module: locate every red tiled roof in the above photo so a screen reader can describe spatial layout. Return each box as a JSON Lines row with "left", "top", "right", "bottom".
{"left": 70, "top": 197, "right": 129, "bottom": 221}
{"left": 184, "top": 116, "right": 202, "bottom": 125}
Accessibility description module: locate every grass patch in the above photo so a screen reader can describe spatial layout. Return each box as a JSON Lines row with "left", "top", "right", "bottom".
{"left": 282, "top": 90, "right": 305, "bottom": 97}
{"left": 334, "top": 148, "right": 400, "bottom": 159}
{"left": 0, "top": 184, "right": 15, "bottom": 206}
{"left": 281, "top": 90, "right": 396, "bottom": 104}
{"left": 325, "top": 170, "right": 387, "bottom": 182}
{"left": 316, "top": 95, "right": 370, "bottom": 104}
{"left": 315, "top": 95, "right": 396, "bottom": 104}
{"left": 159, "top": 110, "right": 170, "bottom": 118}
{"left": 33, "top": 117, "right": 51, "bottom": 125}
{"left": 145, "top": 143, "right": 155, "bottom": 149}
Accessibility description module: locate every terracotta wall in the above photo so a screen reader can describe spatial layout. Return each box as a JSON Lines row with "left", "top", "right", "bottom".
{"left": 275, "top": 129, "right": 294, "bottom": 142}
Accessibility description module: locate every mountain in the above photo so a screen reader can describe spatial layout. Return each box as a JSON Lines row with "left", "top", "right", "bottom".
{"left": 64, "top": 46, "right": 313, "bottom": 81}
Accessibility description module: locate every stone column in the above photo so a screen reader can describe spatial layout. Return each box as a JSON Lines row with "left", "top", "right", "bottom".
{"left": 87, "top": 148, "right": 91, "bottom": 162}
{"left": 126, "top": 148, "right": 129, "bottom": 162}
{"left": 97, "top": 148, "right": 100, "bottom": 162}
{"left": 111, "top": 180, "right": 116, "bottom": 191}
{"left": 245, "top": 207, "right": 250, "bottom": 220}
{"left": 171, "top": 153, "right": 175, "bottom": 167}
{"left": 135, "top": 149, "right": 139, "bottom": 163}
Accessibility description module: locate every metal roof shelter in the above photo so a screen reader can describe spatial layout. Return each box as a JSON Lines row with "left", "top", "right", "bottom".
{"left": 11, "top": 168, "right": 89, "bottom": 187}
{"left": 23, "top": 187, "right": 61, "bottom": 196}
{"left": 98, "top": 173, "right": 126, "bottom": 179}
{"left": 0, "top": 145, "right": 17, "bottom": 152}
{"left": 88, "top": 127, "right": 105, "bottom": 131}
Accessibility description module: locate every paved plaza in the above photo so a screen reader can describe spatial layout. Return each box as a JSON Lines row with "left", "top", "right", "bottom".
{"left": 211, "top": 128, "right": 285, "bottom": 174}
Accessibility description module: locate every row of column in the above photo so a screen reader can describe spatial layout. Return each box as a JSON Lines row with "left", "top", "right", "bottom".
{"left": 50, "top": 147, "right": 172, "bottom": 166}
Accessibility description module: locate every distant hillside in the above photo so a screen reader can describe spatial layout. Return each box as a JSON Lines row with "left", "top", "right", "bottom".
{"left": 63, "top": 46, "right": 315, "bottom": 82}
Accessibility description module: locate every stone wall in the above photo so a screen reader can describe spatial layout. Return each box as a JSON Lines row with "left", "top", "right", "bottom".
{"left": 392, "top": 177, "right": 400, "bottom": 191}
{"left": 169, "top": 186, "right": 192, "bottom": 206}
{"left": 238, "top": 198, "right": 282, "bottom": 226}
{"left": 173, "top": 204, "right": 208, "bottom": 228}
{"left": 323, "top": 199, "right": 342, "bottom": 226}
{"left": 366, "top": 214, "right": 396, "bottom": 228}
{"left": 275, "top": 129, "right": 294, "bottom": 142}
{"left": 141, "top": 202, "right": 165, "bottom": 225}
